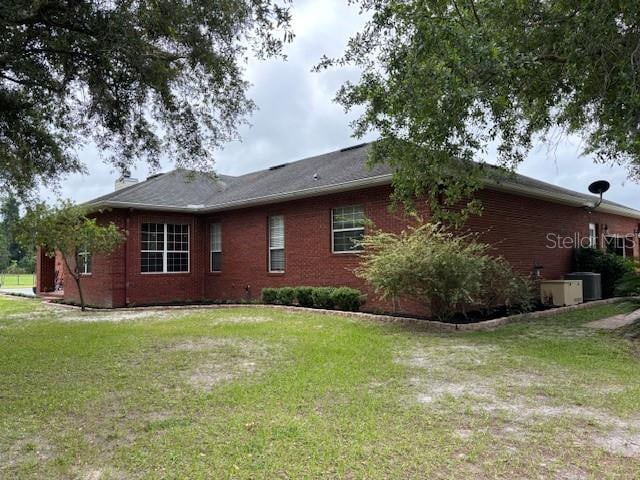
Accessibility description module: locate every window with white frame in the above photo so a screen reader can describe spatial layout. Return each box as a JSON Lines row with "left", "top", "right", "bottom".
{"left": 78, "top": 249, "right": 91, "bottom": 275}
{"left": 210, "top": 223, "right": 222, "bottom": 272}
{"left": 268, "top": 215, "right": 284, "bottom": 272}
{"left": 332, "top": 205, "right": 365, "bottom": 252}
{"left": 588, "top": 223, "right": 597, "bottom": 248}
{"left": 141, "top": 223, "right": 189, "bottom": 273}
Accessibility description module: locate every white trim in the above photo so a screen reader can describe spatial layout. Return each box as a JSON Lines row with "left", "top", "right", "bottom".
{"left": 588, "top": 223, "right": 597, "bottom": 248}
{"left": 141, "top": 223, "right": 190, "bottom": 274}
{"left": 331, "top": 206, "right": 365, "bottom": 254}
{"left": 268, "top": 215, "right": 285, "bottom": 273}
{"left": 78, "top": 249, "right": 91, "bottom": 275}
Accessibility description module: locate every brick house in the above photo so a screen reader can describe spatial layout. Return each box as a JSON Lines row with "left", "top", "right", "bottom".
{"left": 36, "top": 143, "right": 640, "bottom": 314}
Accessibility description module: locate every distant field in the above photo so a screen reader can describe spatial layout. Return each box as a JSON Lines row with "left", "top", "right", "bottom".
{"left": 0, "top": 274, "right": 35, "bottom": 288}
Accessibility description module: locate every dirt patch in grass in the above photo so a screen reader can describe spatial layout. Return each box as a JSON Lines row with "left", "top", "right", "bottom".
{"left": 189, "top": 359, "right": 260, "bottom": 390}
{"left": 208, "top": 315, "right": 273, "bottom": 325}
{"left": 6, "top": 308, "right": 175, "bottom": 323}
{"left": 166, "top": 337, "right": 274, "bottom": 391}
{"left": 401, "top": 342, "right": 640, "bottom": 459}
{"left": 72, "top": 467, "right": 128, "bottom": 480}
{"left": 592, "top": 428, "right": 640, "bottom": 458}
{"left": 169, "top": 338, "right": 239, "bottom": 351}
{"left": 555, "top": 466, "right": 588, "bottom": 480}
{"left": 8, "top": 309, "right": 276, "bottom": 326}
{"left": 59, "top": 310, "right": 174, "bottom": 323}
{"left": 0, "top": 435, "right": 55, "bottom": 472}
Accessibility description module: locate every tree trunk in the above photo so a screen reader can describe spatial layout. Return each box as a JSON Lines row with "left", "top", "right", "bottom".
{"left": 62, "top": 253, "right": 85, "bottom": 311}
{"left": 75, "top": 274, "right": 85, "bottom": 312}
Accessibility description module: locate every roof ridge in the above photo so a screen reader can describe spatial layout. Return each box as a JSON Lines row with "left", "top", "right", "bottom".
{"left": 233, "top": 142, "right": 372, "bottom": 179}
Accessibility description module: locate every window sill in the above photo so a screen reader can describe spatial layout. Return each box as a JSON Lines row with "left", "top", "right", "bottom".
{"left": 267, "top": 272, "right": 285, "bottom": 276}
{"left": 331, "top": 251, "right": 363, "bottom": 256}
{"left": 140, "top": 272, "right": 191, "bottom": 275}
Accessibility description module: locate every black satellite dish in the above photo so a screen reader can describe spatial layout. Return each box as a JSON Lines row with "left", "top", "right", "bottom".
{"left": 587, "top": 180, "right": 610, "bottom": 210}
{"left": 588, "top": 180, "right": 610, "bottom": 195}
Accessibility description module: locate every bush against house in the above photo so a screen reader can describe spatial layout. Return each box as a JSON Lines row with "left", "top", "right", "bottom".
{"left": 572, "top": 247, "right": 635, "bottom": 298}
{"left": 355, "top": 221, "right": 532, "bottom": 321}
{"left": 262, "top": 286, "right": 364, "bottom": 312}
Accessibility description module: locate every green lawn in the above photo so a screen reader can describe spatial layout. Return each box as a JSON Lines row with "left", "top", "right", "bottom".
{"left": 0, "top": 273, "right": 35, "bottom": 288}
{"left": 1, "top": 296, "right": 639, "bottom": 479}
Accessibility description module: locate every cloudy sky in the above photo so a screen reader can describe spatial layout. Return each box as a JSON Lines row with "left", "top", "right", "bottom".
{"left": 46, "top": 0, "right": 640, "bottom": 210}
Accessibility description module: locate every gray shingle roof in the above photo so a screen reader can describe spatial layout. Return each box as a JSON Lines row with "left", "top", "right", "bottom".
{"left": 88, "top": 143, "right": 640, "bottom": 217}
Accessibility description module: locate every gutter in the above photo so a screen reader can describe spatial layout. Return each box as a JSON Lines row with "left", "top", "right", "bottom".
{"left": 90, "top": 173, "right": 640, "bottom": 220}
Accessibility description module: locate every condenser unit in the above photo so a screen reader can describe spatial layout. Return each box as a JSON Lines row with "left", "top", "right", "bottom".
{"left": 564, "top": 272, "right": 602, "bottom": 301}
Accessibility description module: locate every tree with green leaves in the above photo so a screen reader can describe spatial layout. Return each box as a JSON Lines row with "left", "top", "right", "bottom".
{"left": 0, "top": 194, "right": 23, "bottom": 261}
{"left": 1, "top": 0, "right": 293, "bottom": 197}
{"left": 0, "top": 230, "right": 10, "bottom": 272}
{"left": 17, "top": 201, "right": 125, "bottom": 310}
{"left": 319, "top": 1, "right": 640, "bottom": 223}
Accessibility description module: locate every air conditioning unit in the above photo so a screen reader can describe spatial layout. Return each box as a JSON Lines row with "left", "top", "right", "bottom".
{"left": 564, "top": 272, "right": 602, "bottom": 301}
{"left": 540, "top": 280, "right": 583, "bottom": 306}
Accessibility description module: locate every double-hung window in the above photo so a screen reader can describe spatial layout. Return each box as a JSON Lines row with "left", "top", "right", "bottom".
{"left": 332, "top": 206, "right": 365, "bottom": 253}
{"left": 78, "top": 249, "right": 91, "bottom": 275}
{"left": 210, "top": 223, "right": 222, "bottom": 272}
{"left": 141, "top": 223, "right": 189, "bottom": 273}
{"left": 268, "top": 215, "right": 284, "bottom": 272}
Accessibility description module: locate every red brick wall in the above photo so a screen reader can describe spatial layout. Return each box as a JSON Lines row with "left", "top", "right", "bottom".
{"left": 60, "top": 185, "right": 639, "bottom": 314}
{"left": 62, "top": 210, "right": 126, "bottom": 307}
{"left": 36, "top": 247, "right": 55, "bottom": 293}
{"left": 468, "top": 189, "right": 639, "bottom": 279}
{"left": 122, "top": 212, "right": 207, "bottom": 306}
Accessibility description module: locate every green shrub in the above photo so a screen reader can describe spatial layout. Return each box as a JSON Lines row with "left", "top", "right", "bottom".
{"left": 262, "top": 286, "right": 364, "bottom": 311}
{"left": 330, "top": 287, "right": 363, "bottom": 311}
{"left": 573, "top": 247, "right": 635, "bottom": 298}
{"left": 614, "top": 272, "right": 640, "bottom": 297}
{"left": 261, "top": 288, "right": 279, "bottom": 304}
{"left": 295, "top": 286, "right": 315, "bottom": 307}
{"left": 355, "top": 221, "right": 532, "bottom": 321}
{"left": 311, "top": 287, "right": 336, "bottom": 309}
{"left": 277, "top": 287, "right": 296, "bottom": 306}
{"left": 479, "top": 257, "right": 534, "bottom": 313}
